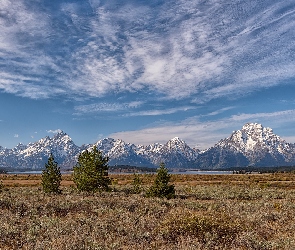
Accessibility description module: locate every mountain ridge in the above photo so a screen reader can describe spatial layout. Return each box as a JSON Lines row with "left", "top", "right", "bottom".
{"left": 1, "top": 123, "right": 295, "bottom": 170}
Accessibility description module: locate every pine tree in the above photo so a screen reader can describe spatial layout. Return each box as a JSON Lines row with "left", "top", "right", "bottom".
{"left": 73, "top": 146, "right": 111, "bottom": 192}
{"left": 146, "top": 163, "right": 175, "bottom": 199}
{"left": 41, "top": 154, "right": 62, "bottom": 194}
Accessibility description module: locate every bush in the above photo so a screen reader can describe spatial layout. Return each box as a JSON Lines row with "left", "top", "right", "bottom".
{"left": 41, "top": 154, "right": 62, "bottom": 194}
{"left": 146, "top": 163, "right": 175, "bottom": 199}
{"left": 132, "top": 174, "right": 143, "bottom": 194}
{"left": 73, "top": 146, "right": 111, "bottom": 192}
{"left": 159, "top": 212, "right": 242, "bottom": 245}
{"left": 0, "top": 180, "right": 4, "bottom": 192}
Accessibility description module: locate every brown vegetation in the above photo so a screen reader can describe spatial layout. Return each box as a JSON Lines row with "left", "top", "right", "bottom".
{"left": 1, "top": 173, "right": 295, "bottom": 249}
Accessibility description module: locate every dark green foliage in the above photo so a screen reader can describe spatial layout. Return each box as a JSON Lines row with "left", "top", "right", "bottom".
{"left": 41, "top": 154, "right": 62, "bottom": 194}
{"left": 73, "top": 146, "right": 111, "bottom": 192}
{"left": 0, "top": 180, "right": 3, "bottom": 192}
{"left": 109, "top": 165, "right": 157, "bottom": 173}
{"left": 0, "top": 167, "right": 7, "bottom": 174}
{"left": 146, "top": 163, "right": 175, "bottom": 199}
{"left": 132, "top": 174, "right": 143, "bottom": 194}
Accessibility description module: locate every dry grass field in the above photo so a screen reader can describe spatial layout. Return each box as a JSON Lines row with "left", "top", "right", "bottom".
{"left": 1, "top": 173, "right": 295, "bottom": 249}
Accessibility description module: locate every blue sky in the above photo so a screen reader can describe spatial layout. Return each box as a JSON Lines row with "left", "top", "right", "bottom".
{"left": 1, "top": 0, "right": 295, "bottom": 149}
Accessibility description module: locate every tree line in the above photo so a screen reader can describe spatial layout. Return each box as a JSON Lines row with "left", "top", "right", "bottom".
{"left": 40, "top": 146, "right": 175, "bottom": 199}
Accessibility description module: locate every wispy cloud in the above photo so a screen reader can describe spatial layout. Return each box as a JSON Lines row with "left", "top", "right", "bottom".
{"left": 0, "top": 0, "right": 295, "bottom": 102}
{"left": 47, "top": 129, "right": 63, "bottom": 134}
{"left": 74, "top": 103, "right": 125, "bottom": 114}
{"left": 74, "top": 101, "right": 144, "bottom": 115}
{"left": 125, "top": 106, "right": 196, "bottom": 117}
{"left": 203, "top": 107, "right": 235, "bottom": 117}
{"left": 74, "top": 101, "right": 195, "bottom": 117}
{"left": 110, "top": 109, "right": 295, "bottom": 149}
{"left": 231, "top": 110, "right": 295, "bottom": 123}
{"left": 14, "top": 134, "right": 19, "bottom": 138}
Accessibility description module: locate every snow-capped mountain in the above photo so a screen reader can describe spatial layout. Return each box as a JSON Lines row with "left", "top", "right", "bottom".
{"left": 196, "top": 123, "right": 295, "bottom": 169}
{"left": 0, "top": 131, "right": 80, "bottom": 169}
{"left": 144, "top": 137, "right": 199, "bottom": 168}
{"left": 1, "top": 123, "right": 295, "bottom": 170}
{"left": 92, "top": 138, "right": 154, "bottom": 167}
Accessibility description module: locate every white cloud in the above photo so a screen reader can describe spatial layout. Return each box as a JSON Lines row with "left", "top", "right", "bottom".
{"left": 74, "top": 101, "right": 144, "bottom": 115}
{"left": 127, "top": 101, "right": 144, "bottom": 108}
{"left": 109, "top": 109, "right": 295, "bottom": 149}
{"left": 47, "top": 129, "right": 63, "bottom": 134}
{"left": 14, "top": 134, "right": 19, "bottom": 138}
{"left": 125, "top": 106, "right": 196, "bottom": 117}
{"left": 0, "top": 0, "right": 295, "bottom": 102}
{"left": 74, "top": 101, "right": 195, "bottom": 117}
{"left": 230, "top": 110, "right": 295, "bottom": 123}
{"left": 74, "top": 103, "right": 124, "bottom": 114}
{"left": 203, "top": 107, "right": 235, "bottom": 117}
{"left": 282, "top": 136, "right": 295, "bottom": 143}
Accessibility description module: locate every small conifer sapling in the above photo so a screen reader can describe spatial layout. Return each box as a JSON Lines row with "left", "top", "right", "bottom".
{"left": 147, "top": 163, "right": 175, "bottom": 199}
{"left": 41, "top": 154, "right": 62, "bottom": 194}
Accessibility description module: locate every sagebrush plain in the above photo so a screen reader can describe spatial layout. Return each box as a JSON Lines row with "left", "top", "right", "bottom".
{"left": 1, "top": 173, "right": 295, "bottom": 249}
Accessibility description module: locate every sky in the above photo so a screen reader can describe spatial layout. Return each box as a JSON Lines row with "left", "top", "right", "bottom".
{"left": 0, "top": 0, "right": 295, "bottom": 150}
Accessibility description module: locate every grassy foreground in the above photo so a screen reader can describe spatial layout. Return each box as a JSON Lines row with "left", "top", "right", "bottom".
{"left": 1, "top": 173, "right": 295, "bottom": 249}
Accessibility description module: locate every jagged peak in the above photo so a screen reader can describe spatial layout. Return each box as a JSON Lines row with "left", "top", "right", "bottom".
{"left": 242, "top": 122, "right": 263, "bottom": 130}
{"left": 216, "top": 123, "right": 289, "bottom": 155}
{"left": 53, "top": 130, "right": 68, "bottom": 138}
{"left": 241, "top": 123, "right": 273, "bottom": 133}
{"left": 95, "top": 137, "right": 116, "bottom": 145}
{"left": 167, "top": 137, "right": 185, "bottom": 144}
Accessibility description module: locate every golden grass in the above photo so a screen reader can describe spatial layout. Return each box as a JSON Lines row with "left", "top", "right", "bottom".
{"left": 1, "top": 173, "right": 295, "bottom": 249}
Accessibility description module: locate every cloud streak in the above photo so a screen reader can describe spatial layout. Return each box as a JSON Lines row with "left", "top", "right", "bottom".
{"left": 47, "top": 129, "right": 63, "bottom": 134}
{"left": 125, "top": 106, "right": 196, "bottom": 117}
{"left": 110, "top": 109, "right": 295, "bottom": 149}
{"left": 0, "top": 0, "right": 294, "bottom": 103}
{"left": 73, "top": 101, "right": 145, "bottom": 115}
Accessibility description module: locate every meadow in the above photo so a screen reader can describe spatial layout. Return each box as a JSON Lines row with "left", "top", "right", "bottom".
{"left": 1, "top": 173, "right": 295, "bottom": 249}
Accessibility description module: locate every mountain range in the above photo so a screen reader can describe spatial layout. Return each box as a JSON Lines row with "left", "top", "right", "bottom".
{"left": 1, "top": 123, "right": 295, "bottom": 170}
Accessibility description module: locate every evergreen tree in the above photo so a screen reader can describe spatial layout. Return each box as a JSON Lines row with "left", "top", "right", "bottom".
{"left": 73, "top": 146, "right": 111, "bottom": 192}
{"left": 146, "top": 163, "right": 175, "bottom": 199}
{"left": 41, "top": 154, "right": 62, "bottom": 194}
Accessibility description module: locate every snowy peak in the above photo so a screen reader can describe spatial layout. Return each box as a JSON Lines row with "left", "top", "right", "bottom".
{"left": 242, "top": 122, "right": 264, "bottom": 131}
{"left": 94, "top": 138, "right": 116, "bottom": 154}
{"left": 222, "top": 122, "right": 285, "bottom": 153}
{"left": 14, "top": 143, "right": 27, "bottom": 151}
{"left": 52, "top": 131, "right": 74, "bottom": 145}
{"left": 0, "top": 132, "right": 81, "bottom": 169}
{"left": 211, "top": 123, "right": 295, "bottom": 167}
{"left": 164, "top": 137, "right": 197, "bottom": 156}
{"left": 1, "top": 123, "right": 295, "bottom": 170}
{"left": 166, "top": 137, "right": 186, "bottom": 149}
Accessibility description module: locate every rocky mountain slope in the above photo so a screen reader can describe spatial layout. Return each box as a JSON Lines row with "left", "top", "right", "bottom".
{"left": 0, "top": 132, "right": 80, "bottom": 169}
{"left": 0, "top": 123, "right": 295, "bottom": 170}
{"left": 197, "top": 123, "right": 295, "bottom": 169}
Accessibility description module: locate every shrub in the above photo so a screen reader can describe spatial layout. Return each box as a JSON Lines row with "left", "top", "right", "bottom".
{"left": 159, "top": 212, "right": 242, "bottom": 245}
{"left": 73, "top": 146, "right": 111, "bottom": 192}
{"left": 41, "top": 154, "right": 62, "bottom": 194}
{"left": 146, "top": 163, "right": 175, "bottom": 199}
{"left": 0, "top": 180, "right": 3, "bottom": 192}
{"left": 132, "top": 174, "right": 143, "bottom": 194}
